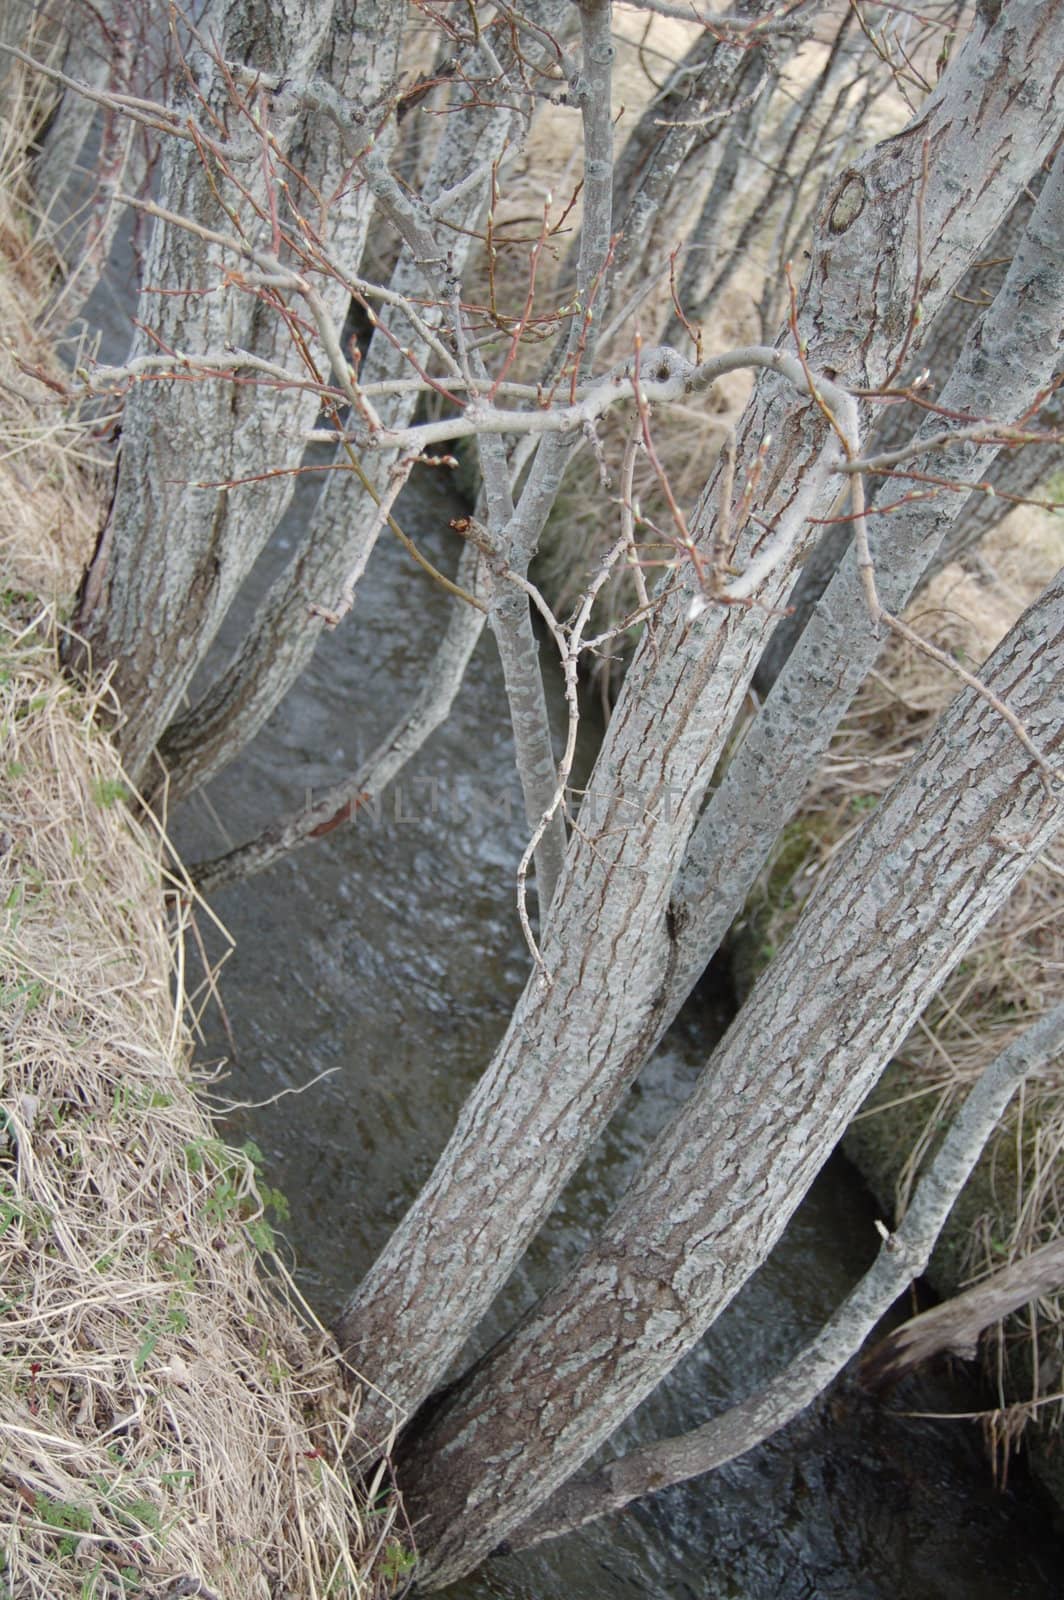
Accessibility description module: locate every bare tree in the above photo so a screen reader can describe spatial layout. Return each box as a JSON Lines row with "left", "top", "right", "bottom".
{"left": 10, "top": 0, "right": 1064, "bottom": 1589}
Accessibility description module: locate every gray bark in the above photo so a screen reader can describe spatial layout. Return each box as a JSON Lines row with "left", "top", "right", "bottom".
{"left": 30, "top": 4, "right": 110, "bottom": 212}
{"left": 866, "top": 1233, "right": 1064, "bottom": 1378}
{"left": 72, "top": 0, "right": 388, "bottom": 783}
{"left": 600, "top": 0, "right": 779, "bottom": 333}
{"left": 0, "top": 0, "right": 32, "bottom": 112}
{"left": 336, "top": 0, "right": 1064, "bottom": 1448}
{"left": 754, "top": 173, "right": 1062, "bottom": 691}
{"left": 667, "top": 138, "right": 1064, "bottom": 1014}
{"left": 30, "top": 0, "right": 154, "bottom": 324}
{"left": 482, "top": 0, "right": 618, "bottom": 914}
{"left": 486, "top": 578, "right": 567, "bottom": 910}
{"left": 159, "top": 2, "right": 570, "bottom": 803}
{"left": 400, "top": 567, "right": 1064, "bottom": 1587}
{"left": 663, "top": 6, "right": 862, "bottom": 346}
{"left": 189, "top": 542, "right": 489, "bottom": 892}
{"left": 508, "top": 1001, "right": 1064, "bottom": 1550}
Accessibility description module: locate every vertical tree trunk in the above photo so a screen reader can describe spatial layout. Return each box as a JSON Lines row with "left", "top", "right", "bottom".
{"left": 335, "top": 0, "right": 1064, "bottom": 1446}
{"left": 399, "top": 566, "right": 1064, "bottom": 1587}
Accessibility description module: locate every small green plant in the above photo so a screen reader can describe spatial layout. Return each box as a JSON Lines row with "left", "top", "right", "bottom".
{"left": 133, "top": 1296, "right": 190, "bottom": 1373}
{"left": 90, "top": 776, "right": 130, "bottom": 808}
{"left": 79, "top": 1558, "right": 103, "bottom": 1599}
{"left": 379, "top": 1539, "right": 417, "bottom": 1592}
{"left": 185, "top": 1136, "right": 291, "bottom": 1250}
{"left": 34, "top": 1493, "right": 91, "bottom": 1557}
{"left": 0, "top": 975, "right": 45, "bottom": 1011}
{"left": 165, "top": 1243, "right": 197, "bottom": 1287}
{"left": 0, "top": 1196, "right": 47, "bottom": 1242}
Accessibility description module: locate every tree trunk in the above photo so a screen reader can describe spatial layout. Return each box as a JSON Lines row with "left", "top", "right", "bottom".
{"left": 753, "top": 171, "right": 1061, "bottom": 692}
{"left": 602, "top": 0, "right": 779, "bottom": 338}
{"left": 157, "top": 1, "right": 571, "bottom": 802}
{"left": 663, "top": 6, "right": 862, "bottom": 347}
{"left": 71, "top": 0, "right": 392, "bottom": 784}
{"left": 507, "top": 1001, "right": 1064, "bottom": 1550}
{"left": 29, "top": 0, "right": 159, "bottom": 324}
{"left": 399, "top": 566, "right": 1064, "bottom": 1587}
{"left": 335, "top": 0, "right": 1064, "bottom": 1447}
{"left": 189, "top": 543, "right": 489, "bottom": 891}
{"left": 665, "top": 139, "right": 1064, "bottom": 1013}
{"left": 865, "top": 1234, "right": 1064, "bottom": 1379}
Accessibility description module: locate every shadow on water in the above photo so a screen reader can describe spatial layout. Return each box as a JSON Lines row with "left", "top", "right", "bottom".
{"left": 80, "top": 282, "right": 1063, "bottom": 1599}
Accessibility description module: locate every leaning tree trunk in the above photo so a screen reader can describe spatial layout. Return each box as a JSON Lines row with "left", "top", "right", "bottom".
{"left": 505, "top": 1004, "right": 1064, "bottom": 1551}
{"left": 663, "top": 4, "right": 864, "bottom": 348}
{"left": 597, "top": 0, "right": 780, "bottom": 333}
{"left": 416, "top": 129, "right": 1064, "bottom": 1267}
{"left": 29, "top": 0, "right": 159, "bottom": 324}
{"left": 754, "top": 169, "right": 1062, "bottom": 692}
{"left": 663, "top": 139, "right": 1064, "bottom": 1015}
{"left": 335, "top": 0, "right": 1064, "bottom": 1446}
{"left": 71, "top": 0, "right": 399, "bottom": 785}
{"left": 155, "top": 0, "right": 572, "bottom": 803}
{"left": 398, "top": 564, "right": 1064, "bottom": 1587}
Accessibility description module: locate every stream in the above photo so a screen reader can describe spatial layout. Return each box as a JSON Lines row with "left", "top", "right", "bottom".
{"left": 176, "top": 470, "right": 1063, "bottom": 1600}
{"left": 80, "top": 265, "right": 1064, "bottom": 1600}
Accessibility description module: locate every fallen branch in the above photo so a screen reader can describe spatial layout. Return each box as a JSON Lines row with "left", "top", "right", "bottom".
{"left": 863, "top": 1235, "right": 1064, "bottom": 1381}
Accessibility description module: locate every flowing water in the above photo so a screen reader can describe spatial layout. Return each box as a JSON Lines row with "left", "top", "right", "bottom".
{"left": 80, "top": 267, "right": 1063, "bottom": 1600}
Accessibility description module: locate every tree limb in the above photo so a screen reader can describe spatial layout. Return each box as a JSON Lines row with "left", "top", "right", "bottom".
{"left": 506, "top": 1002, "right": 1064, "bottom": 1549}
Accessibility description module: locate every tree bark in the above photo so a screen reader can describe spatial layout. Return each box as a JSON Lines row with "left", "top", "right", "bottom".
{"left": 753, "top": 171, "right": 1061, "bottom": 692}
{"left": 72, "top": 0, "right": 397, "bottom": 784}
{"left": 158, "top": 1, "right": 571, "bottom": 802}
{"left": 30, "top": 0, "right": 158, "bottom": 324}
{"left": 600, "top": 0, "right": 779, "bottom": 338}
{"left": 479, "top": 0, "right": 619, "bottom": 914}
{"left": 663, "top": 7, "right": 861, "bottom": 347}
{"left": 666, "top": 138, "right": 1064, "bottom": 1012}
{"left": 335, "top": 0, "right": 1064, "bottom": 1448}
{"left": 399, "top": 566, "right": 1064, "bottom": 1587}
{"left": 189, "top": 543, "right": 489, "bottom": 891}
{"left": 506, "top": 1001, "right": 1064, "bottom": 1550}
{"left": 864, "top": 1234, "right": 1064, "bottom": 1379}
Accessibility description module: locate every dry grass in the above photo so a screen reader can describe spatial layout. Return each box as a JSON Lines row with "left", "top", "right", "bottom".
{"left": 743, "top": 505, "right": 1064, "bottom": 1452}
{"left": 0, "top": 621, "right": 397, "bottom": 1600}
{"left": 0, "top": 52, "right": 400, "bottom": 1600}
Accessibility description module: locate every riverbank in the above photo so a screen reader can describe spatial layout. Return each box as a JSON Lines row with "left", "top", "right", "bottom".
{"left": 0, "top": 107, "right": 392, "bottom": 1600}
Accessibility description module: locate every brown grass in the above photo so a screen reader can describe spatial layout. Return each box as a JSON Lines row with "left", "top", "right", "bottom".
{"left": 0, "top": 48, "right": 398, "bottom": 1600}
{"left": 0, "top": 626, "right": 391, "bottom": 1600}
